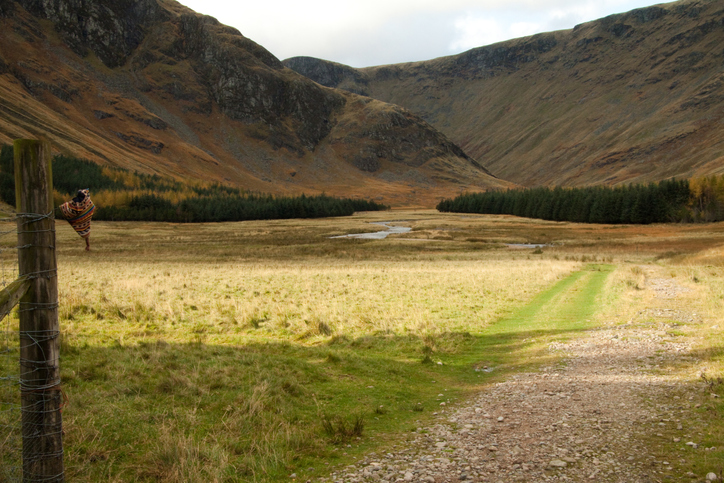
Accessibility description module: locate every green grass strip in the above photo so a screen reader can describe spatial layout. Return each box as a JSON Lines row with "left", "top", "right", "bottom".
{"left": 489, "top": 263, "right": 613, "bottom": 335}
{"left": 452, "top": 264, "right": 614, "bottom": 372}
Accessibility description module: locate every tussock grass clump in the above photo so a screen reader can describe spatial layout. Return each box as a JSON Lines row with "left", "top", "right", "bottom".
{"left": 328, "top": 334, "right": 350, "bottom": 345}
{"left": 321, "top": 413, "right": 364, "bottom": 444}
{"left": 146, "top": 421, "right": 229, "bottom": 483}
{"left": 614, "top": 265, "right": 646, "bottom": 291}
{"left": 318, "top": 321, "right": 333, "bottom": 336}
{"left": 325, "top": 351, "right": 342, "bottom": 363}
{"left": 701, "top": 372, "right": 723, "bottom": 390}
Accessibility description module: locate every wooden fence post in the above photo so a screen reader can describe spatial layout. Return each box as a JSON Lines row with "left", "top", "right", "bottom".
{"left": 14, "top": 139, "right": 63, "bottom": 482}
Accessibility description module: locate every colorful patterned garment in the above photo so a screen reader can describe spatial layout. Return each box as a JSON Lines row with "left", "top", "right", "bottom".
{"left": 59, "top": 189, "right": 95, "bottom": 238}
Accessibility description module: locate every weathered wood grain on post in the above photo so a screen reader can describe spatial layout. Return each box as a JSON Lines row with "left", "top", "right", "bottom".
{"left": 14, "top": 139, "right": 63, "bottom": 482}
{"left": 0, "top": 274, "right": 31, "bottom": 320}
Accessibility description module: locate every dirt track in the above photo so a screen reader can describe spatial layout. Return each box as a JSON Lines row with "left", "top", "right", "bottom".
{"left": 321, "top": 267, "right": 718, "bottom": 483}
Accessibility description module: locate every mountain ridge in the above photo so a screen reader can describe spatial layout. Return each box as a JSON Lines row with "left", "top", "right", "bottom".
{"left": 0, "top": 0, "right": 508, "bottom": 207}
{"left": 284, "top": 0, "right": 724, "bottom": 188}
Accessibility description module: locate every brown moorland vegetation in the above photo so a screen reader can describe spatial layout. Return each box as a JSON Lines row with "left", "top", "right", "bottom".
{"left": 0, "top": 0, "right": 508, "bottom": 208}
{"left": 285, "top": 0, "right": 724, "bottom": 188}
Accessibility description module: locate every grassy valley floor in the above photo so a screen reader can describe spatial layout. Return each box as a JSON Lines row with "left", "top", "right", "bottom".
{"left": 0, "top": 210, "right": 722, "bottom": 482}
{"left": 325, "top": 262, "right": 723, "bottom": 483}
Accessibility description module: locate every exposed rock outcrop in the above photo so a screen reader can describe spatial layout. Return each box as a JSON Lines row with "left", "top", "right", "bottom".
{"left": 0, "top": 0, "right": 507, "bottom": 206}
{"left": 13, "top": 0, "right": 165, "bottom": 68}
{"left": 284, "top": 56, "right": 371, "bottom": 96}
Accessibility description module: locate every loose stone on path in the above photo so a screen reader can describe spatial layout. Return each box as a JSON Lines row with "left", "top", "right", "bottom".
{"left": 320, "top": 269, "right": 707, "bottom": 483}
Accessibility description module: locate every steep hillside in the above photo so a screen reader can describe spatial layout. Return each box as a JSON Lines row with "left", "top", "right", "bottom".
{"left": 285, "top": 0, "right": 724, "bottom": 188}
{"left": 0, "top": 0, "right": 508, "bottom": 207}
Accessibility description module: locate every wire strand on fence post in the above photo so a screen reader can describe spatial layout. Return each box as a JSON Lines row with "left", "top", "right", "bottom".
{"left": 14, "top": 139, "right": 63, "bottom": 483}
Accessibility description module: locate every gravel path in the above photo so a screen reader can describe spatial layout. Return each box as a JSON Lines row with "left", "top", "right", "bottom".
{"left": 321, "top": 268, "right": 716, "bottom": 483}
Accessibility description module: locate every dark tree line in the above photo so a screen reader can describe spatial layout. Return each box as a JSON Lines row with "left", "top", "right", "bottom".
{"left": 437, "top": 180, "right": 692, "bottom": 224}
{"left": 99, "top": 193, "right": 386, "bottom": 222}
{"left": 0, "top": 145, "right": 388, "bottom": 221}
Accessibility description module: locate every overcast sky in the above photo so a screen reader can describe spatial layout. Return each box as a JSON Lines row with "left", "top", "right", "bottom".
{"left": 177, "top": 0, "right": 670, "bottom": 68}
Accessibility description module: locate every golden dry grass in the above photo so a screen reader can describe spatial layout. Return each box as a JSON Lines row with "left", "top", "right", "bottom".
{"left": 58, "top": 256, "right": 576, "bottom": 346}
{"left": 49, "top": 209, "right": 724, "bottom": 355}
{"left": 2, "top": 211, "right": 723, "bottom": 481}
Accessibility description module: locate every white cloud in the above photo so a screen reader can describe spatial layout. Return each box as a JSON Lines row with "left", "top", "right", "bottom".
{"left": 176, "top": 0, "right": 674, "bottom": 67}
{"left": 447, "top": 0, "right": 666, "bottom": 55}
{"left": 450, "top": 15, "right": 507, "bottom": 52}
{"left": 510, "top": 22, "right": 542, "bottom": 39}
{"left": 449, "top": 15, "right": 547, "bottom": 53}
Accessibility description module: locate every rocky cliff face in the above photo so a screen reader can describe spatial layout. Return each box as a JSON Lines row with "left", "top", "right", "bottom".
{"left": 285, "top": 0, "right": 724, "bottom": 188}
{"left": 283, "top": 56, "right": 371, "bottom": 97}
{"left": 3, "top": 0, "right": 157, "bottom": 67}
{"left": 0, "top": 0, "right": 507, "bottom": 206}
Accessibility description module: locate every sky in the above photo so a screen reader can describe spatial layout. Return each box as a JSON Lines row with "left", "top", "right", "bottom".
{"left": 177, "top": 0, "right": 671, "bottom": 68}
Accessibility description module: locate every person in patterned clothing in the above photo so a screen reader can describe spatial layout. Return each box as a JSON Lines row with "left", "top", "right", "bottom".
{"left": 59, "top": 189, "right": 95, "bottom": 251}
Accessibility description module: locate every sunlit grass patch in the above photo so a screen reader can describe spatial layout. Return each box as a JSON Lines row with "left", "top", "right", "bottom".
{"left": 42, "top": 211, "right": 724, "bottom": 480}
{"left": 58, "top": 256, "right": 577, "bottom": 346}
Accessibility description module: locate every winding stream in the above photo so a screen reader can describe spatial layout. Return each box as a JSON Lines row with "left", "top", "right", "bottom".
{"left": 506, "top": 243, "right": 550, "bottom": 249}
{"left": 331, "top": 222, "right": 412, "bottom": 239}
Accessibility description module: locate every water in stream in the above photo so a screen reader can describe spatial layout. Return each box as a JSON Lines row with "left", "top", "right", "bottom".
{"left": 331, "top": 222, "right": 412, "bottom": 240}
